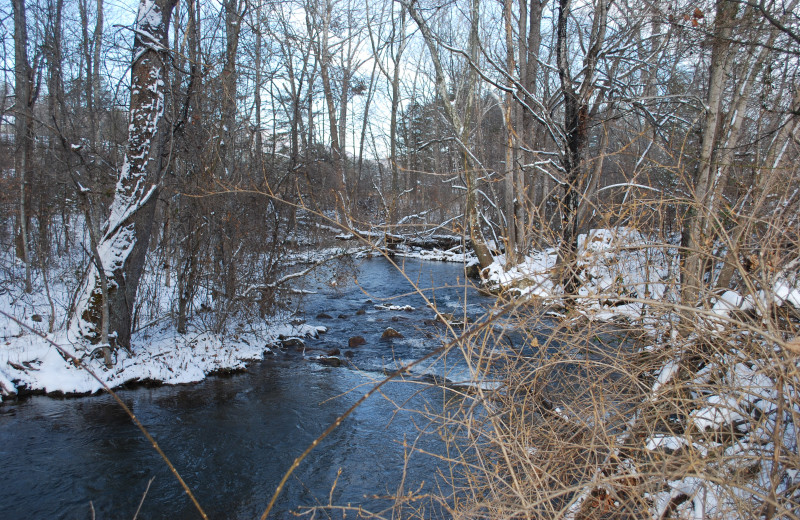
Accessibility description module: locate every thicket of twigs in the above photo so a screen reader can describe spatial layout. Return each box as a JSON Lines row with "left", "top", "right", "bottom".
{"left": 329, "top": 195, "right": 800, "bottom": 520}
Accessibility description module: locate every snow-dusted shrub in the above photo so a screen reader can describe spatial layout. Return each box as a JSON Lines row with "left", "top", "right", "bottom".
{"left": 419, "top": 219, "right": 800, "bottom": 519}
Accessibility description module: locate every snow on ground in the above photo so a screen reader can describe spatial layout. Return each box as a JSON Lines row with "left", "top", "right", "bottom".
{"left": 283, "top": 245, "right": 372, "bottom": 265}
{"left": 484, "top": 228, "right": 674, "bottom": 319}
{"left": 480, "top": 227, "right": 800, "bottom": 327}
{"left": 1, "top": 224, "right": 458, "bottom": 402}
{"left": 0, "top": 242, "right": 328, "bottom": 400}
{"left": 0, "top": 321, "right": 324, "bottom": 400}
{"left": 395, "top": 244, "right": 479, "bottom": 266}
{"left": 483, "top": 248, "right": 559, "bottom": 298}
{"left": 471, "top": 227, "right": 800, "bottom": 519}
{"left": 642, "top": 353, "right": 800, "bottom": 519}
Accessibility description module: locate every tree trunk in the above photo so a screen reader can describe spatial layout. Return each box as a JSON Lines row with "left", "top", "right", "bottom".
{"left": 40, "top": 0, "right": 66, "bottom": 262}
{"left": 315, "top": 0, "right": 343, "bottom": 195}
{"left": 716, "top": 83, "right": 800, "bottom": 289}
{"left": 554, "top": 0, "right": 607, "bottom": 295}
{"left": 13, "top": 0, "right": 34, "bottom": 294}
{"left": 93, "top": 0, "right": 104, "bottom": 144}
{"left": 389, "top": 9, "right": 406, "bottom": 222}
{"left": 404, "top": 0, "right": 493, "bottom": 271}
{"left": 253, "top": 7, "right": 264, "bottom": 178}
{"left": 78, "top": 0, "right": 96, "bottom": 143}
{"left": 465, "top": 0, "right": 493, "bottom": 270}
{"left": 70, "top": 0, "right": 178, "bottom": 351}
{"left": 357, "top": 61, "right": 378, "bottom": 200}
{"left": 707, "top": 3, "right": 795, "bottom": 290}
{"left": 680, "top": 0, "right": 737, "bottom": 307}
{"left": 504, "top": 0, "right": 517, "bottom": 265}
{"left": 221, "top": 0, "right": 242, "bottom": 179}
{"left": 555, "top": 0, "right": 581, "bottom": 293}
{"left": 523, "top": 0, "right": 544, "bottom": 221}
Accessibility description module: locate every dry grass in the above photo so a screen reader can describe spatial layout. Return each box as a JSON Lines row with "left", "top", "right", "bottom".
{"left": 343, "top": 199, "right": 800, "bottom": 520}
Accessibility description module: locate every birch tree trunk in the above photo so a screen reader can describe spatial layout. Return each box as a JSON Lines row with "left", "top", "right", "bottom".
{"left": 716, "top": 82, "right": 800, "bottom": 289}
{"left": 70, "top": 0, "right": 178, "bottom": 351}
{"left": 688, "top": 0, "right": 799, "bottom": 294}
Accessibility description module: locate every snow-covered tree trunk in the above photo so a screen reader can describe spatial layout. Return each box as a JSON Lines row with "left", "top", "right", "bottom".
{"left": 70, "top": 0, "right": 178, "bottom": 351}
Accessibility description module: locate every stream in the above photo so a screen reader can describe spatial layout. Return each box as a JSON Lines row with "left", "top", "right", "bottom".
{"left": 0, "top": 257, "right": 496, "bottom": 519}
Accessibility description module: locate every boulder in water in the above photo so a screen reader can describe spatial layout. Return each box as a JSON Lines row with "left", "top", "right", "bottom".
{"left": 280, "top": 337, "right": 305, "bottom": 348}
{"left": 349, "top": 336, "right": 367, "bottom": 347}
{"left": 312, "top": 356, "right": 341, "bottom": 367}
{"left": 437, "top": 313, "right": 455, "bottom": 324}
{"left": 381, "top": 327, "right": 404, "bottom": 339}
{"left": 316, "top": 313, "right": 333, "bottom": 319}
{"left": 465, "top": 263, "right": 480, "bottom": 279}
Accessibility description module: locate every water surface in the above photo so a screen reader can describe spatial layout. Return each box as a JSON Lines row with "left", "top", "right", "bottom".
{"left": 0, "top": 257, "right": 493, "bottom": 519}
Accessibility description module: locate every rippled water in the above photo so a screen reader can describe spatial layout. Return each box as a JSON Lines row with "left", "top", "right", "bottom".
{"left": 0, "top": 257, "right": 494, "bottom": 519}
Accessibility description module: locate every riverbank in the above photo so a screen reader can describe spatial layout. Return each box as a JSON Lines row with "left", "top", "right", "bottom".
{"left": 0, "top": 242, "right": 480, "bottom": 402}
{"left": 0, "top": 244, "right": 346, "bottom": 401}
{"left": 0, "top": 320, "right": 326, "bottom": 400}
{"left": 3, "top": 234, "right": 799, "bottom": 518}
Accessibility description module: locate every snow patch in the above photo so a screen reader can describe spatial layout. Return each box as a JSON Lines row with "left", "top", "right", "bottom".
{"left": 136, "top": 1, "right": 163, "bottom": 28}
{"left": 1, "top": 323, "right": 323, "bottom": 397}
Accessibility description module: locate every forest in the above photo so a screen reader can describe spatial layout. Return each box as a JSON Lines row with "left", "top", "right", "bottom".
{"left": 1, "top": 0, "right": 800, "bottom": 518}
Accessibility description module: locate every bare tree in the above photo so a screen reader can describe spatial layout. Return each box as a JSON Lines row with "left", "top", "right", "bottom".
{"left": 403, "top": 0, "right": 494, "bottom": 270}
{"left": 681, "top": 0, "right": 800, "bottom": 307}
{"left": 12, "top": 0, "right": 35, "bottom": 294}
{"left": 71, "top": 0, "right": 179, "bottom": 351}
{"left": 519, "top": 0, "right": 546, "bottom": 227}
{"left": 554, "top": 0, "right": 609, "bottom": 293}
{"left": 366, "top": 0, "right": 408, "bottom": 224}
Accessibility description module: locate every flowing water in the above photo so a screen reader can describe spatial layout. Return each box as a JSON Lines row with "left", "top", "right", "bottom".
{"left": 0, "top": 257, "right": 495, "bottom": 519}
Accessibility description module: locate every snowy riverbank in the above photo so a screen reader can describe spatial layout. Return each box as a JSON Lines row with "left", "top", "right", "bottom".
{"left": 0, "top": 243, "right": 337, "bottom": 400}
{"left": 0, "top": 234, "right": 477, "bottom": 401}
{"left": 0, "top": 321, "right": 326, "bottom": 400}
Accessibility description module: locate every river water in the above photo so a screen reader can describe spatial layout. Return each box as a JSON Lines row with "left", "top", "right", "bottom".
{"left": 0, "top": 257, "right": 495, "bottom": 519}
